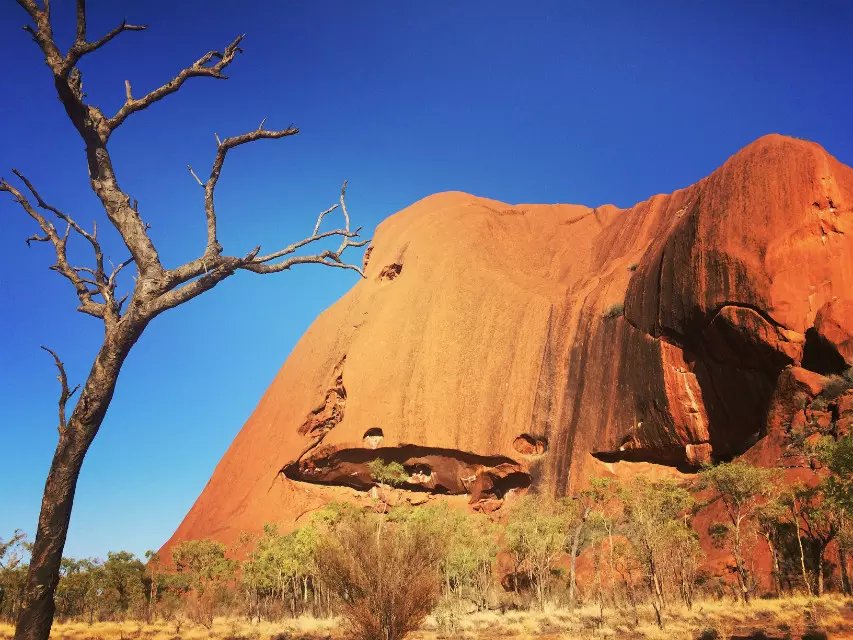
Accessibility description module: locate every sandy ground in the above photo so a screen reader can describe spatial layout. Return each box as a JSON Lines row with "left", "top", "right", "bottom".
{"left": 2, "top": 596, "right": 851, "bottom": 640}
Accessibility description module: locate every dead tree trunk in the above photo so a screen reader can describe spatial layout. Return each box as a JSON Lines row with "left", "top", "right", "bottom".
{"left": 16, "top": 331, "right": 141, "bottom": 640}
{"left": 5, "top": 3, "right": 366, "bottom": 640}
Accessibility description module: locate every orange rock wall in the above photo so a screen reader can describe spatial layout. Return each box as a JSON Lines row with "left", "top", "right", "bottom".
{"left": 162, "top": 135, "right": 853, "bottom": 555}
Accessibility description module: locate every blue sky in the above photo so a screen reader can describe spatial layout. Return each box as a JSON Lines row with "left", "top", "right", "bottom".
{"left": 1, "top": 0, "right": 852, "bottom": 560}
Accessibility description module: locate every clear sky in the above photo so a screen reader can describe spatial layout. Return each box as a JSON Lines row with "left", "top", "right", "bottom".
{"left": 1, "top": 0, "right": 852, "bottom": 560}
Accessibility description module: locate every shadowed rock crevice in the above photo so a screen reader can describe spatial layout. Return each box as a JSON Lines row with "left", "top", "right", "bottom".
{"left": 591, "top": 442, "right": 711, "bottom": 473}
{"left": 362, "top": 427, "right": 384, "bottom": 448}
{"left": 513, "top": 434, "right": 548, "bottom": 456}
{"left": 299, "top": 357, "right": 347, "bottom": 437}
{"left": 282, "top": 444, "right": 531, "bottom": 504}
{"left": 378, "top": 263, "right": 402, "bottom": 281}
{"left": 595, "top": 299, "right": 799, "bottom": 469}
{"left": 362, "top": 246, "right": 373, "bottom": 271}
{"left": 802, "top": 328, "right": 849, "bottom": 375}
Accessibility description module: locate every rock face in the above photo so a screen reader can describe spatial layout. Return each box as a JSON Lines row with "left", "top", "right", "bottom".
{"left": 163, "top": 135, "right": 853, "bottom": 553}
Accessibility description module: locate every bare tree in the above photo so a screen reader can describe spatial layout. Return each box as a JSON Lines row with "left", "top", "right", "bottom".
{"left": 2, "top": 3, "right": 366, "bottom": 640}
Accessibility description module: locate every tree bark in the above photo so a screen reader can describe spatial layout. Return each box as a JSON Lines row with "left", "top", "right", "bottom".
{"left": 794, "top": 509, "right": 812, "bottom": 596}
{"left": 816, "top": 545, "right": 825, "bottom": 597}
{"left": 15, "top": 328, "right": 141, "bottom": 640}
{"left": 732, "top": 516, "right": 751, "bottom": 603}
{"left": 568, "top": 517, "right": 585, "bottom": 609}
{"left": 839, "top": 546, "right": 851, "bottom": 596}
{"left": 764, "top": 533, "right": 782, "bottom": 597}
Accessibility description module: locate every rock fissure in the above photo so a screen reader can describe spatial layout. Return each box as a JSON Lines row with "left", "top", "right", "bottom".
{"left": 378, "top": 263, "right": 402, "bottom": 281}
{"left": 282, "top": 444, "right": 532, "bottom": 505}
{"left": 298, "top": 356, "right": 347, "bottom": 437}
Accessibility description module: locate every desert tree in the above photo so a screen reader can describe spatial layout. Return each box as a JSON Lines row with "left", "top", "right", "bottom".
{"left": 389, "top": 503, "right": 498, "bottom": 611}
{"left": 754, "top": 499, "right": 787, "bottom": 596}
{"left": 815, "top": 434, "right": 852, "bottom": 594}
{"left": 367, "top": 459, "right": 409, "bottom": 540}
{"left": 620, "top": 476, "right": 694, "bottom": 628}
{"left": 241, "top": 523, "right": 321, "bottom": 620}
{"left": 582, "top": 478, "right": 624, "bottom": 611}
{"left": 171, "top": 540, "right": 237, "bottom": 628}
{"left": 0, "top": 532, "right": 29, "bottom": 623}
{"left": 3, "top": 3, "right": 366, "bottom": 640}
{"left": 780, "top": 479, "right": 843, "bottom": 597}
{"left": 698, "top": 461, "right": 777, "bottom": 602}
{"left": 505, "top": 495, "right": 570, "bottom": 609}
{"left": 142, "top": 551, "right": 161, "bottom": 624}
{"left": 565, "top": 480, "right": 611, "bottom": 609}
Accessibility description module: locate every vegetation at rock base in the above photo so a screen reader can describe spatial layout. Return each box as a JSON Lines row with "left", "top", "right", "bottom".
{"left": 316, "top": 513, "right": 443, "bottom": 640}
{"left": 698, "top": 462, "right": 778, "bottom": 603}
{"left": 602, "top": 302, "right": 625, "bottom": 319}
{"left": 3, "top": 441, "right": 852, "bottom": 639}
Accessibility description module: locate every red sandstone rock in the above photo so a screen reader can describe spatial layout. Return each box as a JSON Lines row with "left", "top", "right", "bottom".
{"left": 162, "top": 134, "right": 853, "bottom": 558}
{"left": 814, "top": 300, "right": 853, "bottom": 365}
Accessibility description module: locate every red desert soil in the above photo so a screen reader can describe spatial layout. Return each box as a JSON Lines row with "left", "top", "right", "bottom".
{"left": 161, "top": 134, "right": 853, "bottom": 561}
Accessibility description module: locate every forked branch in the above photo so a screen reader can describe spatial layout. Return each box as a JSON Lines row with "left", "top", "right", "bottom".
{"left": 40, "top": 346, "right": 80, "bottom": 432}
{"left": 243, "top": 180, "right": 368, "bottom": 275}
{"left": 152, "top": 122, "right": 367, "bottom": 314}
{"left": 192, "top": 122, "right": 301, "bottom": 255}
{"left": 17, "top": 0, "right": 146, "bottom": 77}
{"left": 108, "top": 34, "right": 244, "bottom": 131}
{"left": 0, "top": 171, "right": 128, "bottom": 321}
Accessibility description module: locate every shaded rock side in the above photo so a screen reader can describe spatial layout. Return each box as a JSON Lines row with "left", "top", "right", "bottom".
{"left": 162, "top": 134, "right": 853, "bottom": 553}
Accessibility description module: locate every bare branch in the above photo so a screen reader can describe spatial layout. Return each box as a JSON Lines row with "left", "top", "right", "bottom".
{"left": 338, "top": 180, "right": 351, "bottom": 232}
{"left": 241, "top": 251, "right": 366, "bottom": 276}
{"left": 13, "top": 170, "right": 98, "bottom": 248}
{"left": 312, "top": 204, "right": 338, "bottom": 236}
{"left": 16, "top": 0, "right": 64, "bottom": 69}
{"left": 187, "top": 165, "right": 205, "bottom": 188}
{"left": 15, "top": 0, "right": 42, "bottom": 22}
{"left": 241, "top": 182, "right": 368, "bottom": 275}
{"left": 251, "top": 227, "right": 361, "bottom": 264}
{"left": 40, "top": 346, "right": 79, "bottom": 432}
{"left": 154, "top": 176, "right": 366, "bottom": 316}
{"left": 70, "top": 20, "right": 146, "bottom": 59}
{"left": 0, "top": 172, "right": 127, "bottom": 321}
{"left": 64, "top": 0, "right": 147, "bottom": 71}
{"left": 26, "top": 233, "right": 49, "bottom": 246}
{"left": 75, "top": 0, "right": 85, "bottom": 43}
{"left": 201, "top": 125, "right": 300, "bottom": 255}
{"left": 107, "top": 34, "right": 244, "bottom": 131}
{"left": 108, "top": 257, "right": 134, "bottom": 287}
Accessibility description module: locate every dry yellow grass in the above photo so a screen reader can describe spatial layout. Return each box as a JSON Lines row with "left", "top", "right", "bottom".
{"left": 1, "top": 596, "right": 851, "bottom": 640}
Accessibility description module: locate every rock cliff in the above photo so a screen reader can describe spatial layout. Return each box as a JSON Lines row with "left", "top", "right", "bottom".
{"left": 162, "top": 134, "right": 853, "bottom": 553}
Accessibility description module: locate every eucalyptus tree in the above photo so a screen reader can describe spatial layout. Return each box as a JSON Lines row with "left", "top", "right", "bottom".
{"left": 505, "top": 496, "right": 571, "bottom": 609}
{"left": 620, "top": 477, "right": 694, "bottom": 628}
{"left": 699, "top": 461, "right": 777, "bottom": 602}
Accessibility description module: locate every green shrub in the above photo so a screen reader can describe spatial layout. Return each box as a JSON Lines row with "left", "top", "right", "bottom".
{"left": 368, "top": 459, "right": 408, "bottom": 486}
{"left": 602, "top": 303, "right": 625, "bottom": 319}
{"left": 821, "top": 373, "right": 853, "bottom": 400}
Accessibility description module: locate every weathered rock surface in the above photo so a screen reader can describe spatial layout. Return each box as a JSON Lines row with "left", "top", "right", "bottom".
{"left": 162, "top": 134, "right": 853, "bottom": 554}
